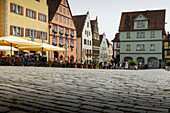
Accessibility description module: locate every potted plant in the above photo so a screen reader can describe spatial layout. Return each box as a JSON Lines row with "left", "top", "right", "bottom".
{"left": 165, "top": 62, "right": 170, "bottom": 71}
{"left": 89, "top": 64, "right": 94, "bottom": 69}
{"left": 128, "top": 60, "right": 138, "bottom": 70}
{"left": 94, "top": 63, "right": 98, "bottom": 69}
{"left": 73, "top": 61, "right": 77, "bottom": 68}
{"left": 84, "top": 61, "right": 88, "bottom": 69}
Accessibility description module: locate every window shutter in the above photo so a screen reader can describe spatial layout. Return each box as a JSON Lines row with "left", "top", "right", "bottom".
{"left": 38, "top": 13, "right": 40, "bottom": 20}
{"left": 10, "top": 3, "right": 13, "bottom": 12}
{"left": 46, "top": 33, "right": 47, "bottom": 40}
{"left": 25, "top": 28, "right": 28, "bottom": 37}
{"left": 38, "top": 31, "right": 41, "bottom": 39}
{"left": 21, "top": 7, "right": 23, "bottom": 15}
{"left": 21, "top": 28, "right": 24, "bottom": 37}
{"left": 45, "top": 15, "right": 47, "bottom": 22}
{"left": 26, "top": 8, "right": 28, "bottom": 17}
{"left": 34, "top": 11, "right": 36, "bottom": 19}
{"left": 10, "top": 25, "right": 13, "bottom": 35}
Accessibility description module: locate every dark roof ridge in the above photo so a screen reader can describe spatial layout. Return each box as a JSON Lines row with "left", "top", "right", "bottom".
{"left": 122, "top": 9, "right": 166, "bottom": 14}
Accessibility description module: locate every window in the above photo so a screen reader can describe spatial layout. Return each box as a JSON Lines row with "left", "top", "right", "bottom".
{"left": 126, "top": 44, "right": 131, "bottom": 51}
{"left": 63, "top": 8, "right": 65, "bottom": 14}
{"left": 67, "top": 10, "right": 69, "bottom": 15}
{"left": 84, "top": 39, "right": 86, "bottom": 44}
{"left": 127, "top": 33, "right": 130, "bottom": 38}
{"left": 27, "top": 9, "right": 36, "bottom": 19}
{"left": 67, "top": 19, "right": 69, "bottom": 25}
{"left": 59, "top": 26, "right": 64, "bottom": 32}
{"left": 137, "top": 22, "right": 145, "bottom": 28}
{"left": 39, "top": 13, "right": 46, "bottom": 22}
{"left": 137, "top": 32, "right": 145, "bottom": 38}
{"left": 65, "top": 40, "right": 69, "bottom": 45}
{"left": 150, "top": 44, "right": 155, "bottom": 51}
{"left": 52, "top": 37, "right": 58, "bottom": 45}
{"left": 35, "top": 0, "right": 40, "bottom": 2}
{"left": 136, "top": 44, "right": 145, "bottom": 51}
{"left": 85, "top": 30, "right": 87, "bottom": 34}
{"left": 70, "top": 41, "right": 74, "bottom": 46}
{"left": 117, "top": 43, "right": 120, "bottom": 48}
{"left": 27, "top": 29, "right": 37, "bottom": 38}
{"left": 60, "top": 16, "right": 62, "bottom": 22}
{"left": 41, "top": 32, "right": 46, "bottom": 40}
{"left": 65, "top": 29, "right": 69, "bottom": 34}
{"left": 13, "top": 26, "right": 22, "bottom": 36}
{"left": 167, "top": 50, "right": 170, "bottom": 56}
{"left": 103, "top": 41, "right": 105, "bottom": 44}
{"left": 151, "top": 31, "right": 155, "bottom": 38}
{"left": 11, "top": 3, "right": 23, "bottom": 15}
{"left": 87, "top": 22, "right": 89, "bottom": 28}
{"left": 71, "top": 30, "right": 74, "bottom": 35}
{"left": 88, "top": 40, "right": 89, "bottom": 45}
{"left": 59, "top": 39, "right": 63, "bottom": 45}
{"left": 90, "top": 41, "right": 91, "bottom": 46}
{"left": 63, "top": 18, "right": 66, "bottom": 23}
{"left": 55, "top": 15, "right": 58, "bottom": 20}
{"left": 71, "top": 21, "right": 72, "bottom": 26}
{"left": 60, "top": 6, "right": 62, "bottom": 12}
{"left": 63, "top": 0, "right": 66, "bottom": 4}
{"left": 53, "top": 25, "right": 57, "bottom": 31}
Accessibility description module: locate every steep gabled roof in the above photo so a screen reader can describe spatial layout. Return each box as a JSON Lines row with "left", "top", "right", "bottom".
{"left": 73, "top": 14, "right": 87, "bottom": 37}
{"left": 112, "top": 33, "right": 120, "bottom": 42}
{"left": 90, "top": 20, "right": 96, "bottom": 34}
{"left": 47, "top": 0, "right": 62, "bottom": 21}
{"left": 106, "top": 39, "right": 110, "bottom": 48}
{"left": 119, "top": 9, "right": 166, "bottom": 31}
{"left": 99, "top": 35, "right": 103, "bottom": 44}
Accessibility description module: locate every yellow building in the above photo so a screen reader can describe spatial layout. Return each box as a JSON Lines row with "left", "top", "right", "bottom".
{"left": 0, "top": 0, "right": 49, "bottom": 54}
{"left": 163, "top": 34, "right": 170, "bottom": 62}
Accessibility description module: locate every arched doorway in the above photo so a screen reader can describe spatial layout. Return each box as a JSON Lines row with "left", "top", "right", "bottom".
{"left": 70, "top": 55, "right": 74, "bottom": 64}
{"left": 60, "top": 55, "right": 63, "bottom": 60}
{"left": 148, "top": 57, "right": 158, "bottom": 68}
{"left": 137, "top": 57, "right": 144, "bottom": 65}
{"left": 124, "top": 57, "right": 133, "bottom": 62}
{"left": 54, "top": 51, "right": 59, "bottom": 60}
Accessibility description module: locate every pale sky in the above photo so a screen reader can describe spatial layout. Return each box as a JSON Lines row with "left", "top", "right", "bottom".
{"left": 68, "top": 0, "right": 170, "bottom": 43}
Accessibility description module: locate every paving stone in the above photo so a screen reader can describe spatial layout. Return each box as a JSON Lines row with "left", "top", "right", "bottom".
{"left": 80, "top": 105, "right": 103, "bottom": 111}
{"left": 103, "top": 109, "right": 124, "bottom": 113}
{"left": 108, "top": 102, "right": 134, "bottom": 107}
{"left": 134, "top": 105, "right": 169, "bottom": 112}
{"left": 118, "top": 107, "right": 147, "bottom": 113}
{"left": 0, "top": 106, "right": 10, "bottom": 113}
{"left": 0, "top": 67, "right": 170, "bottom": 113}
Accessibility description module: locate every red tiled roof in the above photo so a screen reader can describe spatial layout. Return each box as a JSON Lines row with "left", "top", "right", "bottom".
{"left": 73, "top": 14, "right": 87, "bottom": 37}
{"left": 47, "top": 0, "right": 62, "bottom": 21}
{"left": 119, "top": 9, "right": 166, "bottom": 31}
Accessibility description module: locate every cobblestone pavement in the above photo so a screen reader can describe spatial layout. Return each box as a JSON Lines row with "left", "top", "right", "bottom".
{"left": 0, "top": 66, "right": 170, "bottom": 113}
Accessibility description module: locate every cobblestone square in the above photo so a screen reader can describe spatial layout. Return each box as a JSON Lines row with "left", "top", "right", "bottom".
{"left": 0, "top": 66, "right": 170, "bottom": 113}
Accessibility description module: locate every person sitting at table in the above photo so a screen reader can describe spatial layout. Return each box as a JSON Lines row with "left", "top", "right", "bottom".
{"left": 5, "top": 54, "right": 11, "bottom": 66}
{"left": 0, "top": 52, "right": 4, "bottom": 58}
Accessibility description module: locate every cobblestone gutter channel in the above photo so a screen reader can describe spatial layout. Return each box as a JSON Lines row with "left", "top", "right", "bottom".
{"left": 0, "top": 66, "right": 170, "bottom": 113}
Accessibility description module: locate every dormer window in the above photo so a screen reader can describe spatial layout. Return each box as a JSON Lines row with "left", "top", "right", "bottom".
{"left": 137, "top": 22, "right": 145, "bottom": 28}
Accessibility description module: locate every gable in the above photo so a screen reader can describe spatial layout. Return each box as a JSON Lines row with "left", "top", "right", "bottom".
{"left": 119, "top": 10, "right": 166, "bottom": 31}
{"left": 134, "top": 14, "right": 148, "bottom": 21}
